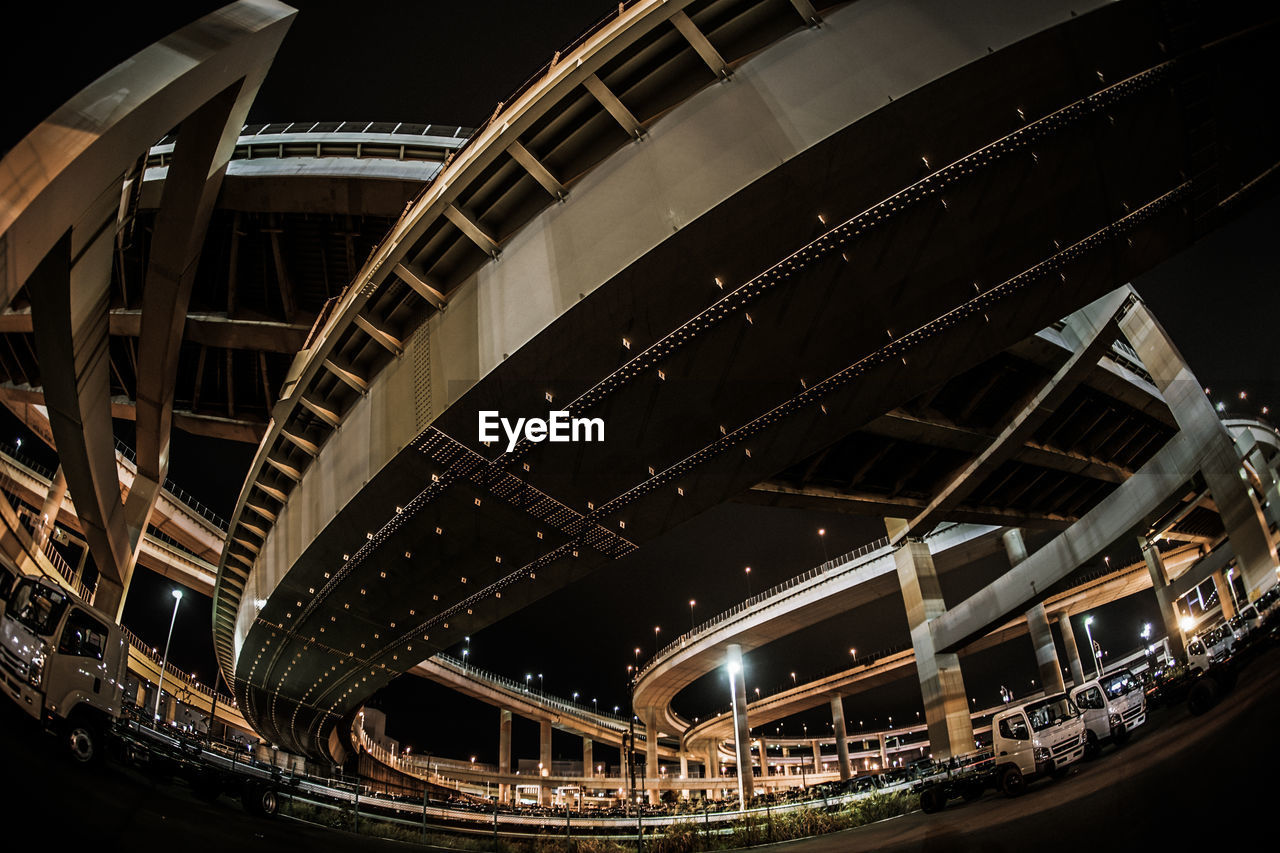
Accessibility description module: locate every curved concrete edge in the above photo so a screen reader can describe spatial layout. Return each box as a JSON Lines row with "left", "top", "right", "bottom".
{"left": 220, "top": 0, "right": 1104, "bottom": 679}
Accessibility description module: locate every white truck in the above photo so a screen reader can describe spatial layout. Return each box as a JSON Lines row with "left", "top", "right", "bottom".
{"left": 915, "top": 692, "right": 1086, "bottom": 811}
{"left": 0, "top": 573, "right": 289, "bottom": 816}
{"left": 1069, "top": 668, "right": 1146, "bottom": 758}
{"left": 0, "top": 574, "right": 127, "bottom": 763}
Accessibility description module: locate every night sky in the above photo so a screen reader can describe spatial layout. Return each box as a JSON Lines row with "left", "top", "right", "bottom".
{"left": 3, "top": 1, "right": 1276, "bottom": 767}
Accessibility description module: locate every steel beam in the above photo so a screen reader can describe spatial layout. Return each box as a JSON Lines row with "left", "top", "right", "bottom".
{"left": 584, "top": 74, "right": 645, "bottom": 139}
{"left": 895, "top": 289, "right": 1130, "bottom": 541}
{"left": 507, "top": 141, "right": 567, "bottom": 200}
{"left": 671, "top": 11, "right": 730, "bottom": 79}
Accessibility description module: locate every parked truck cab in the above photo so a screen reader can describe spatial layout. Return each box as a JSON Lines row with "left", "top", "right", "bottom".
{"left": 1070, "top": 668, "right": 1146, "bottom": 757}
{"left": 0, "top": 576, "right": 128, "bottom": 762}
{"left": 990, "top": 693, "right": 1086, "bottom": 794}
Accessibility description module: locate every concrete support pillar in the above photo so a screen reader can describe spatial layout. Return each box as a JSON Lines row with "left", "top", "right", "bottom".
{"left": 726, "top": 643, "right": 754, "bottom": 807}
{"left": 1003, "top": 529, "right": 1066, "bottom": 696}
{"left": 705, "top": 743, "right": 718, "bottom": 799}
{"left": 1058, "top": 613, "right": 1087, "bottom": 686}
{"left": 811, "top": 740, "right": 821, "bottom": 775}
{"left": 1212, "top": 569, "right": 1237, "bottom": 619}
{"left": 583, "top": 736, "right": 593, "bottom": 778}
{"left": 539, "top": 719, "right": 552, "bottom": 806}
{"left": 644, "top": 710, "right": 660, "bottom": 805}
{"left": 888, "top": 519, "right": 974, "bottom": 759}
{"left": 498, "top": 709, "right": 512, "bottom": 803}
{"left": 35, "top": 466, "right": 67, "bottom": 549}
{"left": 757, "top": 735, "right": 768, "bottom": 779}
{"left": 1120, "top": 298, "right": 1279, "bottom": 600}
{"left": 1140, "top": 538, "right": 1187, "bottom": 660}
{"left": 878, "top": 734, "right": 888, "bottom": 769}
{"left": 679, "top": 754, "right": 690, "bottom": 798}
{"left": 829, "top": 696, "right": 851, "bottom": 781}
{"left": 1027, "top": 603, "right": 1065, "bottom": 696}
{"left": 781, "top": 746, "right": 790, "bottom": 776}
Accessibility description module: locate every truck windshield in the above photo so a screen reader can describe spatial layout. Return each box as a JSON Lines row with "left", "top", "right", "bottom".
{"left": 1024, "top": 696, "right": 1078, "bottom": 732}
{"left": 6, "top": 580, "right": 68, "bottom": 637}
{"left": 1102, "top": 671, "right": 1136, "bottom": 699}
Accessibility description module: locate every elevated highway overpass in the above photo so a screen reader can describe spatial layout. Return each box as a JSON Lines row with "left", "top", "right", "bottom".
{"left": 212, "top": 0, "right": 1280, "bottom": 763}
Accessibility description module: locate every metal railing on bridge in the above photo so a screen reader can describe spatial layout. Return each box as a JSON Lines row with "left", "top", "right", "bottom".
{"left": 641, "top": 524, "right": 966, "bottom": 677}
{"left": 113, "top": 437, "right": 228, "bottom": 532}
{"left": 434, "top": 653, "right": 629, "bottom": 725}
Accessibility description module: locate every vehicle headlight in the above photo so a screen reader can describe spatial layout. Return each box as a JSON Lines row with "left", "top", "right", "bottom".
{"left": 1033, "top": 747, "right": 1050, "bottom": 763}
{"left": 28, "top": 650, "right": 45, "bottom": 687}
{"left": 1109, "top": 714, "right": 1122, "bottom": 728}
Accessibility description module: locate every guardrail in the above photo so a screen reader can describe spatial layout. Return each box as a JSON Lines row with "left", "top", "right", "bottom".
{"left": 641, "top": 525, "right": 966, "bottom": 678}
{"left": 113, "top": 437, "right": 228, "bottom": 532}
{"left": 434, "top": 653, "right": 630, "bottom": 725}
{"left": 120, "top": 623, "right": 235, "bottom": 710}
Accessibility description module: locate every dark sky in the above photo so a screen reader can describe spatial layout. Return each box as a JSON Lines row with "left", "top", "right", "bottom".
{"left": 3, "top": 1, "right": 1276, "bottom": 766}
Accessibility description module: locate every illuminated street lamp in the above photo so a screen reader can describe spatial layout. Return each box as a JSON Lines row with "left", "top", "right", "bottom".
{"left": 744, "top": 566, "right": 752, "bottom": 597}
{"left": 818, "top": 528, "right": 828, "bottom": 563}
{"left": 1084, "top": 616, "right": 1101, "bottom": 678}
{"left": 154, "top": 589, "right": 183, "bottom": 723}
{"left": 689, "top": 599, "right": 696, "bottom": 631}
{"left": 1140, "top": 623, "right": 1153, "bottom": 641}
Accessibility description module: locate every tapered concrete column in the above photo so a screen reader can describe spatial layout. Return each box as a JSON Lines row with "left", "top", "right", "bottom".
{"left": 539, "top": 719, "right": 552, "bottom": 805}
{"left": 1120, "top": 298, "right": 1278, "bottom": 600}
{"left": 811, "top": 740, "right": 821, "bottom": 774}
{"left": 1003, "top": 529, "right": 1066, "bottom": 696}
{"left": 1026, "top": 603, "right": 1066, "bottom": 695}
{"left": 757, "top": 735, "right": 769, "bottom": 779}
{"left": 35, "top": 466, "right": 67, "bottom": 549}
{"left": 705, "top": 743, "right": 719, "bottom": 799}
{"left": 726, "top": 643, "right": 754, "bottom": 807}
{"left": 1212, "top": 570, "right": 1237, "bottom": 619}
{"left": 1140, "top": 538, "right": 1186, "bottom": 660}
{"left": 829, "top": 696, "right": 851, "bottom": 781}
{"left": 583, "top": 736, "right": 593, "bottom": 778}
{"left": 1058, "top": 613, "right": 1087, "bottom": 686}
{"left": 878, "top": 734, "right": 888, "bottom": 769}
{"left": 644, "top": 709, "right": 660, "bottom": 804}
{"left": 679, "top": 754, "right": 690, "bottom": 798}
{"left": 888, "top": 519, "right": 974, "bottom": 759}
{"left": 498, "top": 709, "right": 512, "bottom": 803}
{"left": 781, "top": 746, "right": 790, "bottom": 775}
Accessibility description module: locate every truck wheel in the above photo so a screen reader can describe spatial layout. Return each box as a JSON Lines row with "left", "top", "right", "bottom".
{"left": 999, "top": 766, "right": 1025, "bottom": 797}
{"left": 65, "top": 713, "right": 102, "bottom": 764}
{"left": 1083, "top": 729, "right": 1100, "bottom": 760}
{"left": 919, "top": 787, "right": 946, "bottom": 813}
{"left": 242, "top": 782, "right": 279, "bottom": 818}
{"left": 1187, "top": 678, "right": 1220, "bottom": 716}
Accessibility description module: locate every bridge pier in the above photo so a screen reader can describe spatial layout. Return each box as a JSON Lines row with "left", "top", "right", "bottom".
{"left": 829, "top": 696, "right": 851, "bottom": 780}
{"left": 1139, "top": 538, "right": 1186, "bottom": 661}
{"left": 889, "top": 519, "right": 974, "bottom": 760}
{"left": 1058, "top": 612, "right": 1087, "bottom": 686}
{"left": 583, "top": 735, "right": 593, "bottom": 778}
{"left": 1119, "top": 299, "right": 1278, "bottom": 601}
{"left": 726, "top": 643, "right": 753, "bottom": 807}
{"left": 539, "top": 719, "right": 552, "bottom": 805}
{"left": 811, "top": 740, "right": 821, "bottom": 775}
{"left": 679, "top": 753, "right": 690, "bottom": 798}
{"left": 705, "top": 743, "right": 718, "bottom": 800}
{"left": 1212, "top": 569, "right": 1237, "bottom": 620}
{"left": 644, "top": 709, "right": 660, "bottom": 805}
{"left": 34, "top": 466, "right": 67, "bottom": 549}
{"left": 1006, "top": 528, "right": 1066, "bottom": 696}
{"left": 498, "top": 709, "right": 512, "bottom": 803}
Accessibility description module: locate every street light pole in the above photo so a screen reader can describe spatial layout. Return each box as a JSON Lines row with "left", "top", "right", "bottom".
{"left": 154, "top": 589, "right": 183, "bottom": 724}
{"left": 1084, "top": 616, "right": 1101, "bottom": 679}
{"left": 689, "top": 600, "right": 696, "bottom": 632}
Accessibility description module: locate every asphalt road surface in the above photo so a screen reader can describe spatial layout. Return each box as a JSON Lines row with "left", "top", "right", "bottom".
{"left": 4, "top": 645, "right": 1276, "bottom": 852}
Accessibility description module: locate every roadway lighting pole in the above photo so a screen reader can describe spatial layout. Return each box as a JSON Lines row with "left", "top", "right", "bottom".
{"left": 689, "top": 599, "right": 696, "bottom": 632}
{"left": 654, "top": 626, "right": 660, "bottom": 659}
{"left": 744, "top": 566, "right": 752, "bottom": 597}
{"left": 154, "top": 589, "right": 183, "bottom": 724}
{"left": 1084, "top": 616, "right": 1101, "bottom": 678}
{"left": 818, "top": 528, "right": 828, "bottom": 563}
